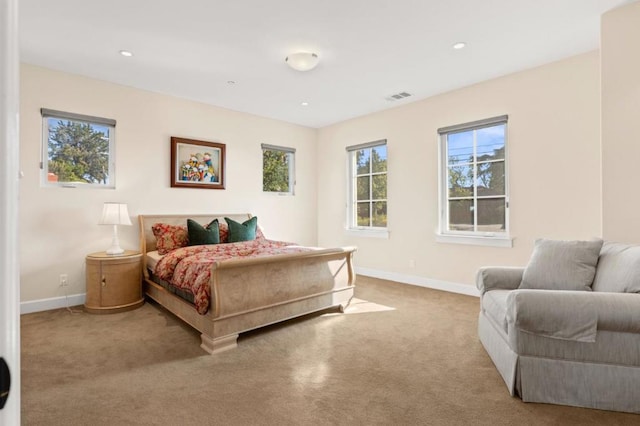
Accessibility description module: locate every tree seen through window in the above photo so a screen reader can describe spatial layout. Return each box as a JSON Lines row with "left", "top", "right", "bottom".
{"left": 445, "top": 122, "right": 506, "bottom": 233}
{"left": 47, "top": 119, "right": 110, "bottom": 184}
{"left": 262, "top": 146, "right": 294, "bottom": 194}
{"left": 41, "top": 109, "right": 116, "bottom": 188}
{"left": 353, "top": 144, "right": 387, "bottom": 228}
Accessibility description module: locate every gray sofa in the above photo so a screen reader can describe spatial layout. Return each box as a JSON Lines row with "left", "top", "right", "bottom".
{"left": 476, "top": 239, "right": 640, "bottom": 413}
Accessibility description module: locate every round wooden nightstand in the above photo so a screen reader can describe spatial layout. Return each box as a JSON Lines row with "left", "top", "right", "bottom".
{"left": 84, "top": 250, "right": 144, "bottom": 314}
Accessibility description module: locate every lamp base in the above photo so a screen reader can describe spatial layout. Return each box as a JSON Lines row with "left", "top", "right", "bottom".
{"left": 105, "top": 224, "right": 125, "bottom": 255}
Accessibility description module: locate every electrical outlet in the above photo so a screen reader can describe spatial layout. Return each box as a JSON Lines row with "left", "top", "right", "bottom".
{"left": 59, "top": 274, "right": 68, "bottom": 287}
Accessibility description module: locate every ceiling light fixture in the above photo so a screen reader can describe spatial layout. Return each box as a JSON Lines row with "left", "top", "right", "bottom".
{"left": 119, "top": 50, "right": 134, "bottom": 57}
{"left": 301, "top": 102, "right": 309, "bottom": 106}
{"left": 285, "top": 52, "right": 319, "bottom": 72}
{"left": 452, "top": 42, "right": 466, "bottom": 50}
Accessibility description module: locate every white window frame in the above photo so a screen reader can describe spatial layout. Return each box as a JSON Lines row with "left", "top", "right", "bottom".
{"left": 40, "top": 108, "right": 116, "bottom": 188}
{"left": 261, "top": 143, "right": 295, "bottom": 195}
{"left": 437, "top": 115, "right": 512, "bottom": 247}
{"left": 346, "top": 139, "right": 389, "bottom": 238}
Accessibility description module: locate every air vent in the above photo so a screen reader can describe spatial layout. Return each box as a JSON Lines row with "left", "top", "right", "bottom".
{"left": 385, "top": 91, "right": 412, "bottom": 102}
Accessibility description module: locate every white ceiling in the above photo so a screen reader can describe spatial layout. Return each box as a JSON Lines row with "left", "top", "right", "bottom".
{"left": 19, "top": 0, "right": 632, "bottom": 128}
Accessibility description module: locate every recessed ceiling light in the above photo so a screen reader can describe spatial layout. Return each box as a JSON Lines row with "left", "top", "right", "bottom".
{"left": 301, "top": 102, "right": 309, "bottom": 106}
{"left": 452, "top": 42, "right": 466, "bottom": 50}
{"left": 119, "top": 50, "right": 134, "bottom": 57}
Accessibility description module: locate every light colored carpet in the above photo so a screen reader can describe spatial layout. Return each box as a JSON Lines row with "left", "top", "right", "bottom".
{"left": 21, "top": 276, "right": 638, "bottom": 425}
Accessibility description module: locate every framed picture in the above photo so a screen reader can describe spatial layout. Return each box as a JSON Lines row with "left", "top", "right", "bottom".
{"left": 170, "top": 137, "right": 226, "bottom": 189}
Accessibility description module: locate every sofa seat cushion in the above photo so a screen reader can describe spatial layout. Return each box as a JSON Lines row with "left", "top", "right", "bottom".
{"left": 505, "top": 291, "right": 640, "bottom": 367}
{"left": 506, "top": 290, "right": 598, "bottom": 342}
{"left": 482, "top": 290, "right": 511, "bottom": 333}
{"left": 593, "top": 242, "right": 640, "bottom": 293}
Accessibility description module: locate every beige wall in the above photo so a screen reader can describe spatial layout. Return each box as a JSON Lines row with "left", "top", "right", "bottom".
{"left": 20, "top": 43, "right": 614, "bottom": 301}
{"left": 20, "top": 64, "right": 318, "bottom": 302}
{"left": 317, "top": 52, "right": 602, "bottom": 288}
{"left": 601, "top": 1, "right": 640, "bottom": 243}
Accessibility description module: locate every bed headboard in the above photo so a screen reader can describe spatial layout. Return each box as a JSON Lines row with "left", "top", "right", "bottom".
{"left": 138, "top": 213, "right": 252, "bottom": 254}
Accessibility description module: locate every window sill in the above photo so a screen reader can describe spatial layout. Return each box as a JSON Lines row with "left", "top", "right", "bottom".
{"left": 435, "top": 233, "right": 513, "bottom": 248}
{"left": 345, "top": 228, "right": 390, "bottom": 239}
{"left": 263, "top": 191, "right": 294, "bottom": 196}
{"left": 44, "top": 183, "right": 115, "bottom": 189}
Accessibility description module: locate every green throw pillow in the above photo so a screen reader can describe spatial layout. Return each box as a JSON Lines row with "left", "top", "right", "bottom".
{"left": 187, "top": 219, "right": 220, "bottom": 245}
{"left": 225, "top": 217, "right": 257, "bottom": 242}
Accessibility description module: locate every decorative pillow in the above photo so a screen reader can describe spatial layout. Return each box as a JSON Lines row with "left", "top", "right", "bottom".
{"left": 187, "top": 219, "right": 220, "bottom": 246}
{"left": 592, "top": 242, "right": 640, "bottom": 293}
{"left": 151, "top": 223, "right": 188, "bottom": 255}
{"left": 519, "top": 238, "right": 603, "bottom": 291}
{"left": 225, "top": 216, "right": 258, "bottom": 243}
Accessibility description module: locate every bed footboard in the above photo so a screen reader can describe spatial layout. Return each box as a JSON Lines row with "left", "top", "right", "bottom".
{"left": 202, "top": 247, "right": 355, "bottom": 354}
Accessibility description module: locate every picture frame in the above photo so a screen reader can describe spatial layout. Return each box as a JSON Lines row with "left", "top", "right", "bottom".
{"left": 170, "top": 137, "right": 226, "bottom": 189}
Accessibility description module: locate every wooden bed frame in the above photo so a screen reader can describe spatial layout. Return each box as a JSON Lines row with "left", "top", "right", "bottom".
{"left": 139, "top": 214, "right": 356, "bottom": 354}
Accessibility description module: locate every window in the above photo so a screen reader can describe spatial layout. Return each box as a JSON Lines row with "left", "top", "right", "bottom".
{"left": 347, "top": 140, "right": 387, "bottom": 233}
{"left": 262, "top": 144, "right": 295, "bottom": 195}
{"left": 41, "top": 109, "right": 116, "bottom": 188}
{"left": 438, "top": 115, "right": 510, "bottom": 245}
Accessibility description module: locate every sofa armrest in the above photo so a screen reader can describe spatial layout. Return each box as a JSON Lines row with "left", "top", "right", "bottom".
{"left": 476, "top": 267, "right": 524, "bottom": 295}
{"left": 507, "top": 291, "right": 640, "bottom": 342}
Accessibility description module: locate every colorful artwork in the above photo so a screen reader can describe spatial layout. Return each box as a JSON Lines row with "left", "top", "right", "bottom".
{"left": 171, "top": 137, "right": 226, "bottom": 189}
{"left": 180, "top": 151, "right": 219, "bottom": 182}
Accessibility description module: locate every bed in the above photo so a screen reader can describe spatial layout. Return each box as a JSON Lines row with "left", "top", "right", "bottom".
{"left": 139, "top": 213, "right": 356, "bottom": 354}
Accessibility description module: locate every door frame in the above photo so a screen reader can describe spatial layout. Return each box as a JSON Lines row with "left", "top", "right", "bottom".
{"left": 0, "top": 0, "right": 21, "bottom": 423}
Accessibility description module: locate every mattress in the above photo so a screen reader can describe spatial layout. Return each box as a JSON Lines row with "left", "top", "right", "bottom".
{"left": 146, "top": 250, "right": 163, "bottom": 271}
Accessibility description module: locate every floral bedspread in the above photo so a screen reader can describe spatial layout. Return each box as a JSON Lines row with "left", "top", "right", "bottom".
{"left": 154, "top": 239, "right": 312, "bottom": 314}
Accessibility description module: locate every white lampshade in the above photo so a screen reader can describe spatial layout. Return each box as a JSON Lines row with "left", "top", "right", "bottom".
{"left": 285, "top": 52, "right": 319, "bottom": 72}
{"left": 99, "top": 202, "right": 132, "bottom": 226}
{"left": 99, "top": 203, "right": 131, "bottom": 255}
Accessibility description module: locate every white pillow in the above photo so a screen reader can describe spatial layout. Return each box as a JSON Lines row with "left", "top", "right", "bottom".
{"left": 519, "top": 239, "right": 603, "bottom": 291}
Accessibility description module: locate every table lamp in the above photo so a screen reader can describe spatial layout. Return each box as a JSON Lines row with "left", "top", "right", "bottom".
{"left": 99, "top": 202, "right": 132, "bottom": 255}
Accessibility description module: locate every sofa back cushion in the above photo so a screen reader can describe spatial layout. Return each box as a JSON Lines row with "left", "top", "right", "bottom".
{"left": 592, "top": 242, "right": 640, "bottom": 293}
{"left": 519, "top": 238, "right": 603, "bottom": 291}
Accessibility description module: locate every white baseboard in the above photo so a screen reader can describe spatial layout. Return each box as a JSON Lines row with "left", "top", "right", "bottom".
{"left": 21, "top": 293, "right": 86, "bottom": 315}
{"left": 19, "top": 269, "right": 478, "bottom": 314}
{"left": 354, "top": 267, "right": 480, "bottom": 298}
